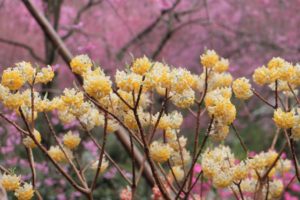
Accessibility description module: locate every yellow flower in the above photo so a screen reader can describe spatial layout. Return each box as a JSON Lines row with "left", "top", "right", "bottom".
{"left": 171, "top": 166, "right": 184, "bottom": 181}
{"left": 83, "top": 68, "right": 112, "bottom": 100}
{"left": 131, "top": 56, "right": 152, "bottom": 75}
{"left": 204, "top": 87, "right": 232, "bottom": 108}
{"left": 156, "top": 111, "right": 183, "bottom": 130}
{"left": 232, "top": 77, "right": 253, "bottom": 100}
{"left": 264, "top": 151, "right": 278, "bottom": 166}
{"left": 267, "top": 57, "right": 285, "bottom": 69}
{"left": 91, "top": 157, "right": 109, "bottom": 173}
{"left": 212, "top": 170, "right": 233, "bottom": 188}
{"left": 16, "top": 62, "right": 35, "bottom": 84}
{"left": 47, "top": 97, "right": 63, "bottom": 111}
{"left": 171, "top": 148, "right": 191, "bottom": 166}
{"left": 248, "top": 155, "right": 267, "bottom": 170}
{"left": 1, "top": 68, "right": 25, "bottom": 90}
{"left": 79, "top": 107, "right": 104, "bottom": 130}
{"left": 23, "top": 130, "right": 42, "bottom": 148}
{"left": 290, "top": 64, "right": 300, "bottom": 86}
{"left": 48, "top": 146, "right": 73, "bottom": 163}
{"left": 150, "top": 141, "right": 172, "bottom": 163}
{"left": 292, "top": 117, "right": 300, "bottom": 140}
{"left": 165, "top": 128, "right": 176, "bottom": 140}
{"left": 171, "top": 68, "right": 195, "bottom": 94}
{"left": 2, "top": 92, "right": 24, "bottom": 109}
{"left": 252, "top": 66, "right": 271, "bottom": 85}
{"left": 210, "top": 123, "right": 229, "bottom": 141}
{"left": 213, "top": 58, "right": 229, "bottom": 73}
{"left": 240, "top": 178, "right": 256, "bottom": 193}
{"left": 115, "top": 70, "right": 143, "bottom": 92}
{"left": 273, "top": 108, "right": 295, "bottom": 129}
{"left": 269, "top": 180, "right": 283, "bottom": 198}
{"left": 0, "top": 174, "right": 21, "bottom": 191}
{"left": 14, "top": 183, "right": 34, "bottom": 200}
{"left": 58, "top": 110, "right": 76, "bottom": 124}
{"left": 168, "top": 136, "right": 187, "bottom": 151}
{"left": 171, "top": 89, "right": 195, "bottom": 108}
{"left": 106, "top": 119, "right": 120, "bottom": 133}
{"left": 200, "top": 50, "right": 219, "bottom": 68}
{"left": 208, "top": 100, "right": 236, "bottom": 125}
{"left": 0, "top": 84, "right": 9, "bottom": 101}
{"left": 277, "top": 63, "right": 295, "bottom": 81}
{"left": 232, "top": 163, "right": 248, "bottom": 181}
{"left": 70, "top": 54, "right": 92, "bottom": 75}
{"left": 209, "top": 72, "right": 233, "bottom": 90}
{"left": 35, "top": 66, "right": 54, "bottom": 84}
{"left": 63, "top": 131, "right": 81, "bottom": 149}
{"left": 61, "top": 88, "right": 84, "bottom": 107}
{"left": 276, "top": 159, "right": 292, "bottom": 173}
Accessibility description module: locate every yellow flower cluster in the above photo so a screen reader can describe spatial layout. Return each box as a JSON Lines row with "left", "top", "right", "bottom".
{"left": 1, "top": 68, "right": 25, "bottom": 90}
{"left": 170, "top": 166, "right": 184, "bottom": 181}
{"left": 0, "top": 174, "right": 34, "bottom": 200}
{"left": 1, "top": 62, "right": 54, "bottom": 91}
{"left": 70, "top": 54, "right": 92, "bottom": 75}
{"left": 232, "top": 77, "right": 253, "bottom": 100}
{"left": 200, "top": 50, "right": 219, "bottom": 68}
{"left": 48, "top": 146, "right": 73, "bottom": 163}
{"left": 149, "top": 126, "right": 191, "bottom": 178}
{"left": 83, "top": 68, "right": 112, "bottom": 100}
{"left": 149, "top": 141, "right": 173, "bottom": 163}
{"left": 91, "top": 157, "right": 109, "bottom": 173}
{"left": 273, "top": 108, "right": 295, "bottom": 129}
{"left": 14, "top": 183, "right": 34, "bottom": 200}
{"left": 0, "top": 174, "right": 21, "bottom": 191}
{"left": 63, "top": 131, "right": 81, "bottom": 149}
{"left": 155, "top": 111, "right": 183, "bottom": 130}
{"left": 198, "top": 50, "right": 237, "bottom": 140}
{"left": 0, "top": 63, "right": 55, "bottom": 112}
{"left": 253, "top": 57, "right": 300, "bottom": 92}
{"left": 202, "top": 145, "right": 288, "bottom": 198}
{"left": 131, "top": 56, "right": 152, "bottom": 75}
{"left": 23, "top": 129, "right": 42, "bottom": 148}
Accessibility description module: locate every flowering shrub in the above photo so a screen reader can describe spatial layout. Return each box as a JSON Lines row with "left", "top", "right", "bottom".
{"left": 0, "top": 50, "right": 300, "bottom": 199}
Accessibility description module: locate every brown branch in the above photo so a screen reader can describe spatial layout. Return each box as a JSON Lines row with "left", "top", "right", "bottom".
{"left": 79, "top": 121, "right": 132, "bottom": 185}
{"left": 116, "top": 0, "right": 181, "bottom": 59}
{"left": 251, "top": 89, "right": 275, "bottom": 109}
{"left": 231, "top": 123, "right": 248, "bottom": 155}
{"left": 62, "top": 0, "right": 103, "bottom": 40}
{"left": 0, "top": 37, "right": 45, "bottom": 63}
{"left": 275, "top": 80, "right": 278, "bottom": 109}
{"left": 91, "top": 112, "right": 108, "bottom": 193}
{"left": 0, "top": 113, "right": 28, "bottom": 136}
{"left": 287, "top": 83, "right": 300, "bottom": 105}
{"left": 132, "top": 86, "right": 171, "bottom": 199}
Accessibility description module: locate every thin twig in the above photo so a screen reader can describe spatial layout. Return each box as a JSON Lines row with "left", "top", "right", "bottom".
{"left": 91, "top": 112, "right": 108, "bottom": 192}
{"left": 43, "top": 113, "right": 88, "bottom": 188}
{"left": 231, "top": 123, "right": 248, "bottom": 155}
{"left": 251, "top": 89, "right": 275, "bottom": 109}
{"left": 287, "top": 83, "right": 300, "bottom": 105}
{"left": 80, "top": 121, "right": 132, "bottom": 185}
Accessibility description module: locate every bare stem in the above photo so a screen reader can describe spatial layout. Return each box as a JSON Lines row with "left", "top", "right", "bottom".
{"left": 91, "top": 112, "right": 108, "bottom": 192}
{"left": 251, "top": 89, "right": 275, "bottom": 109}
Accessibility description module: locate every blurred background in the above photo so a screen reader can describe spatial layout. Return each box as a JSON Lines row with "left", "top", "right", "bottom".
{"left": 0, "top": 0, "right": 300, "bottom": 199}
